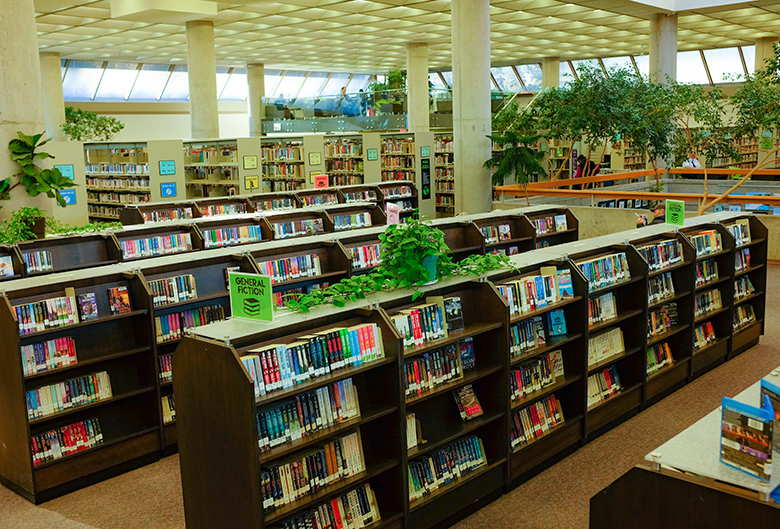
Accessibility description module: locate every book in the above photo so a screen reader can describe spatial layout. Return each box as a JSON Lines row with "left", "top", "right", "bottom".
{"left": 587, "top": 366, "right": 622, "bottom": 407}
{"left": 155, "top": 304, "right": 227, "bottom": 343}
{"left": 162, "top": 394, "right": 176, "bottom": 424}
{"left": 459, "top": 337, "right": 476, "bottom": 370}
{"left": 734, "top": 276, "right": 756, "bottom": 301}
{"left": 453, "top": 384, "right": 484, "bottom": 421}
{"left": 733, "top": 304, "right": 757, "bottom": 331}
{"left": 576, "top": 252, "right": 631, "bottom": 291}
{"left": 695, "top": 258, "right": 718, "bottom": 287}
{"left": 588, "top": 328, "right": 625, "bottom": 367}
{"left": 202, "top": 224, "right": 263, "bottom": 248}
{"left": 759, "top": 377, "right": 780, "bottom": 453}
{"left": 20, "top": 337, "right": 77, "bottom": 376}
{"left": 77, "top": 293, "right": 99, "bottom": 320}
{"left": 510, "top": 351, "right": 561, "bottom": 402}
{"left": 636, "top": 239, "right": 683, "bottom": 271}
{"left": 200, "top": 203, "right": 246, "bottom": 216}
{"left": 119, "top": 233, "right": 193, "bottom": 259}
{"left": 0, "top": 255, "right": 15, "bottom": 277}
{"left": 22, "top": 250, "right": 53, "bottom": 273}
{"left": 257, "top": 254, "right": 322, "bottom": 284}
{"left": 31, "top": 417, "right": 103, "bottom": 466}
{"left": 694, "top": 289, "right": 722, "bottom": 317}
{"left": 149, "top": 274, "right": 198, "bottom": 307}
{"left": 646, "top": 341, "right": 674, "bottom": 375}
{"left": 720, "top": 396, "right": 774, "bottom": 481}
{"left": 26, "top": 371, "right": 112, "bottom": 420}
{"left": 554, "top": 214, "right": 568, "bottom": 232}
{"left": 107, "top": 286, "right": 131, "bottom": 315}
{"left": 735, "top": 248, "right": 751, "bottom": 271}
{"left": 547, "top": 309, "right": 567, "bottom": 336}
{"left": 224, "top": 266, "right": 240, "bottom": 290}
{"left": 13, "top": 288, "right": 80, "bottom": 334}
{"left": 498, "top": 223, "right": 512, "bottom": 241}
{"left": 694, "top": 321, "right": 717, "bottom": 351}
{"left": 348, "top": 244, "right": 381, "bottom": 270}
{"left": 392, "top": 302, "right": 447, "bottom": 349}
{"left": 556, "top": 269, "right": 574, "bottom": 299}
{"left": 509, "top": 316, "right": 546, "bottom": 357}
{"left": 272, "top": 483, "right": 381, "bottom": 529}
{"left": 159, "top": 354, "right": 173, "bottom": 383}
{"left": 408, "top": 436, "right": 486, "bottom": 502}
{"left": 443, "top": 296, "right": 464, "bottom": 332}
{"left": 589, "top": 292, "right": 617, "bottom": 326}
{"left": 649, "top": 272, "right": 675, "bottom": 304}
{"left": 510, "top": 395, "right": 564, "bottom": 448}
{"left": 404, "top": 344, "right": 462, "bottom": 397}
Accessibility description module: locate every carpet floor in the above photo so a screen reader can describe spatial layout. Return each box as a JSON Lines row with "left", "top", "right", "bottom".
{"left": 2, "top": 266, "right": 778, "bottom": 529}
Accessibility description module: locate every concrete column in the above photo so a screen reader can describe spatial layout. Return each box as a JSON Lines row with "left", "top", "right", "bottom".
{"left": 406, "top": 42, "right": 430, "bottom": 132}
{"left": 39, "top": 52, "right": 67, "bottom": 141}
{"left": 649, "top": 13, "right": 677, "bottom": 83}
{"left": 247, "top": 63, "right": 265, "bottom": 137}
{"left": 186, "top": 20, "right": 220, "bottom": 139}
{"left": 0, "top": 0, "right": 51, "bottom": 215}
{"left": 542, "top": 57, "right": 560, "bottom": 88}
{"left": 452, "top": 0, "right": 492, "bottom": 214}
{"left": 755, "top": 37, "right": 779, "bottom": 72}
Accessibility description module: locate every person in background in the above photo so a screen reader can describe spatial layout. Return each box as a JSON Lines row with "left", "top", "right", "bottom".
{"left": 682, "top": 153, "right": 702, "bottom": 168}
{"left": 573, "top": 154, "right": 600, "bottom": 190}
{"left": 636, "top": 203, "right": 666, "bottom": 227}
{"left": 358, "top": 89, "right": 368, "bottom": 116}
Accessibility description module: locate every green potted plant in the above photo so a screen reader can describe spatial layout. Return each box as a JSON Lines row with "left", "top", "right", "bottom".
{"left": 378, "top": 217, "right": 452, "bottom": 286}
{"left": 6, "top": 132, "right": 77, "bottom": 209}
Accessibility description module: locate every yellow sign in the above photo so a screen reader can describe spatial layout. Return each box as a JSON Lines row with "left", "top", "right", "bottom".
{"left": 243, "top": 155, "right": 258, "bottom": 170}
{"left": 244, "top": 175, "right": 259, "bottom": 190}
{"left": 309, "top": 170, "right": 322, "bottom": 184}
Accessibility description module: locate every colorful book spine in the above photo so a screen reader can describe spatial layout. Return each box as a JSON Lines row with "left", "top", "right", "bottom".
{"left": 240, "top": 323, "right": 382, "bottom": 398}
{"left": 14, "top": 294, "right": 80, "bottom": 334}
{"left": 22, "top": 250, "right": 54, "bottom": 273}
{"left": 734, "top": 276, "right": 756, "bottom": 301}
{"left": 646, "top": 341, "right": 674, "bottom": 375}
{"left": 403, "top": 344, "right": 462, "bottom": 397}
{"left": 269, "top": 483, "right": 380, "bottom": 529}
{"left": 26, "top": 371, "right": 112, "bottom": 420}
{"left": 390, "top": 303, "right": 447, "bottom": 350}
{"left": 20, "top": 337, "right": 77, "bottom": 376}
{"left": 408, "top": 436, "right": 486, "bottom": 502}
{"left": 695, "top": 258, "right": 718, "bottom": 287}
{"left": 694, "top": 321, "right": 717, "bottom": 350}
{"left": 149, "top": 274, "right": 198, "bottom": 307}
{"left": 381, "top": 185, "right": 412, "bottom": 198}
{"left": 587, "top": 366, "right": 622, "bottom": 407}
{"left": 349, "top": 244, "right": 381, "bottom": 271}
{"left": 509, "top": 316, "right": 546, "bottom": 357}
{"left": 636, "top": 239, "right": 683, "bottom": 271}
{"left": 577, "top": 252, "right": 631, "bottom": 291}
{"left": 257, "top": 254, "right": 322, "bottom": 284}
{"left": 689, "top": 230, "right": 722, "bottom": 257}
{"left": 733, "top": 304, "right": 757, "bottom": 331}
{"left": 200, "top": 203, "right": 247, "bottom": 216}
{"left": 648, "top": 272, "right": 675, "bottom": 304}
{"left": 120, "top": 233, "right": 193, "bottom": 259}
{"left": 694, "top": 289, "right": 722, "bottom": 317}
{"left": 302, "top": 194, "right": 339, "bottom": 206}
{"left": 31, "top": 417, "right": 103, "bottom": 466}
{"left": 274, "top": 282, "right": 329, "bottom": 309}
{"left": 332, "top": 212, "right": 372, "bottom": 231}
{"left": 255, "top": 378, "right": 359, "bottom": 451}
{"left": 154, "top": 304, "right": 226, "bottom": 343}
{"left": 141, "top": 208, "right": 192, "bottom": 222}
{"left": 162, "top": 394, "right": 176, "bottom": 424}
{"left": 272, "top": 219, "right": 325, "bottom": 239}
{"left": 159, "top": 354, "right": 173, "bottom": 383}
{"left": 257, "top": 198, "right": 296, "bottom": 211}
{"left": 510, "top": 395, "right": 564, "bottom": 448}
{"left": 260, "top": 430, "right": 366, "bottom": 512}
{"left": 510, "top": 353, "right": 558, "bottom": 402}
{"left": 202, "top": 225, "right": 263, "bottom": 248}
{"left": 735, "top": 248, "right": 751, "bottom": 271}
{"left": 344, "top": 191, "right": 377, "bottom": 203}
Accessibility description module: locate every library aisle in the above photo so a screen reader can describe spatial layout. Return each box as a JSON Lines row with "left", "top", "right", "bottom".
{"left": 2, "top": 266, "right": 779, "bottom": 529}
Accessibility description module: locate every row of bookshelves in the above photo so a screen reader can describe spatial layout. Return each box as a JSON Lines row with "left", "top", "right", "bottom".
{"left": 0, "top": 206, "right": 580, "bottom": 504}
{"left": 173, "top": 211, "right": 766, "bottom": 529}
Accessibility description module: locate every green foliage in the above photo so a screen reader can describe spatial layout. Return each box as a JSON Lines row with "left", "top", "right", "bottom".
{"left": 731, "top": 44, "right": 780, "bottom": 139}
{"left": 284, "top": 218, "right": 516, "bottom": 313}
{"left": 368, "top": 70, "right": 407, "bottom": 109}
{"left": 7, "top": 132, "right": 77, "bottom": 207}
{"left": 61, "top": 107, "right": 125, "bottom": 142}
{"left": 0, "top": 206, "right": 121, "bottom": 244}
{"left": 484, "top": 131, "right": 546, "bottom": 186}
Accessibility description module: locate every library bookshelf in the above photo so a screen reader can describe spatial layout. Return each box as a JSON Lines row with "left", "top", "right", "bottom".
{"left": 523, "top": 207, "right": 580, "bottom": 249}
{"left": 381, "top": 133, "right": 416, "bottom": 183}
{"left": 251, "top": 191, "right": 302, "bottom": 212}
{"left": 139, "top": 252, "right": 259, "bottom": 450}
{"left": 195, "top": 216, "right": 273, "bottom": 250}
{"left": 680, "top": 223, "right": 736, "bottom": 378}
{"left": 434, "top": 134, "right": 455, "bottom": 216}
{"left": 175, "top": 309, "right": 405, "bottom": 529}
{"left": 262, "top": 138, "right": 306, "bottom": 192}
{"left": 119, "top": 202, "right": 198, "bottom": 224}
{"left": 183, "top": 140, "right": 241, "bottom": 199}
{"left": 376, "top": 181, "right": 419, "bottom": 221}
{"left": 325, "top": 135, "right": 365, "bottom": 187}
{"left": 472, "top": 213, "right": 536, "bottom": 256}
{"left": 298, "top": 188, "right": 345, "bottom": 208}
{"left": 434, "top": 220, "right": 486, "bottom": 261}
{"left": 15, "top": 234, "right": 121, "bottom": 276}
{"left": 0, "top": 271, "right": 160, "bottom": 503}
{"left": 84, "top": 142, "right": 150, "bottom": 222}
{"left": 112, "top": 224, "right": 204, "bottom": 262}
{"left": 341, "top": 184, "right": 381, "bottom": 205}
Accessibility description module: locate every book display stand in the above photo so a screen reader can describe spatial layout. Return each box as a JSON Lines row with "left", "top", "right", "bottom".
{"left": 377, "top": 181, "right": 419, "bottom": 221}
{"left": 524, "top": 208, "right": 580, "bottom": 248}
{"left": 473, "top": 214, "right": 536, "bottom": 256}
{"left": 298, "top": 188, "right": 345, "bottom": 207}
{"left": 16, "top": 234, "right": 121, "bottom": 275}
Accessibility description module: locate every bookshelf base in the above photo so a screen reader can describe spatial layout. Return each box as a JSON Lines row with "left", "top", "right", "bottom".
{"left": 691, "top": 339, "right": 729, "bottom": 379}
{"left": 645, "top": 359, "right": 690, "bottom": 403}
{"left": 731, "top": 320, "right": 763, "bottom": 357}
{"left": 586, "top": 385, "right": 642, "bottom": 437}
{"left": 510, "top": 416, "right": 583, "bottom": 480}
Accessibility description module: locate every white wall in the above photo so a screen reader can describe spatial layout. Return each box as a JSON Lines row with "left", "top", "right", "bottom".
{"left": 108, "top": 112, "right": 250, "bottom": 142}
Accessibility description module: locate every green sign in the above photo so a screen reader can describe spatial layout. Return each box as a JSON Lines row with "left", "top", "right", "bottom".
{"left": 229, "top": 272, "right": 273, "bottom": 322}
{"left": 666, "top": 199, "right": 685, "bottom": 226}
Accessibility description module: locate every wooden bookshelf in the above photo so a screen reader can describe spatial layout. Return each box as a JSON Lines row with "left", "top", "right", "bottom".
{"left": 327, "top": 204, "right": 387, "bottom": 233}
{"left": 183, "top": 140, "right": 241, "bottom": 199}
{"left": 175, "top": 308, "right": 404, "bottom": 529}
{"left": 112, "top": 224, "right": 204, "bottom": 262}
{"left": 340, "top": 184, "right": 381, "bottom": 204}
{"left": 472, "top": 214, "right": 536, "bottom": 256}
{"left": 297, "top": 188, "right": 344, "bottom": 207}
{"left": 376, "top": 181, "right": 419, "bottom": 221}
{"left": 325, "top": 135, "right": 365, "bottom": 187}
{"left": 249, "top": 191, "right": 301, "bottom": 212}
{"left": 193, "top": 196, "right": 256, "bottom": 217}
{"left": 434, "top": 134, "right": 455, "bottom": 217}
{"left": 0, "top": 271, "right": 159, "bottom": 503}
{"left": 15, "top": 234, "right": 121, "bottom": 276}
{"left": 139, "top": 253, "right": 258, "bottom": 450}
{"left": 262, "top": 139, "right": 305, "bottom": 192}
{"left": 434, "top": 220, "right": 486, "bottom": 261}
{"left": 339, "top": 232, "right": 383, "bottom": 275}
{"left": 632, "top": 232, "right": 696, "bottom": 403}
{"left": 119, "top": 203, "right": 198, "bottom": 225}
{"left": 381, "top": 134, "right": 416, "bottom": 183}
{"left": 523, "top": 208, "right": 580, "bottom": 248}
{"left": 679, "top": 223, "right": 736, "bottom": 378}
{"left": 84, "top": 142, "right": 150, "bottom": 222}
{"left": 195, "top": 216, "right": 273, "bottom": 250}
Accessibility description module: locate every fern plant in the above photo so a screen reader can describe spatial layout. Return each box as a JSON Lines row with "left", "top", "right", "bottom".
{"left": 483, "top": 131, "right": 546, "bottom": 187}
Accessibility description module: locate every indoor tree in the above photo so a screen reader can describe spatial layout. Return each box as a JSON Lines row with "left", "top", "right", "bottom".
{"left": 483, "top": 131, "right": 546, "bottom": 204}
{"left": 61, "top": 107, "right": 125, "bottom": 142}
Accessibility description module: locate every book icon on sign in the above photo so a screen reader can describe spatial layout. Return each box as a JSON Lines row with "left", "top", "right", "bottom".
{"left": 243, "top": 298, "right": 262, "bottom": 316}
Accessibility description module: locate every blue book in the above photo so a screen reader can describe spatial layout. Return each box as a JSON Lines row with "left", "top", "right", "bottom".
{"left": 547, "top": 309, "right": 567, "bottom": 336}
{"left": 760, "top": 378, "right": 780, "bottom": 453}
{"left": 720, "top": 396, "right": 774, "bottom": 481}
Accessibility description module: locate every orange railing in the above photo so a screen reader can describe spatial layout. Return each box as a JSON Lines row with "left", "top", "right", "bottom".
{"left": 494, "top": 168, "right": 780, "bottom": 206}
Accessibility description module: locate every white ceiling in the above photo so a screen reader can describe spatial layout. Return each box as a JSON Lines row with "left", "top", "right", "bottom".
{"left": 34, "top": 0, "right": 780, "bottom": 72}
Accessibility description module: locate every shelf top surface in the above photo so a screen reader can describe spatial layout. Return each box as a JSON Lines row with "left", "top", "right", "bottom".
{"left": 645, "top": 365, "right": 780, "bottom": 494}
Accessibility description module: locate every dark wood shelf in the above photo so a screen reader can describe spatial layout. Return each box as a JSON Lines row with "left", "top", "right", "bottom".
{"left": 693, "top": 336, "right": 729, "bottom": 356}
{"left": 588, "top": 347, "right": 641, "bottom": 375}
{"left": 154, "top": 291, "right": 228, "bottom": 311}
{"left": 408, "top": 459, "right": 506, "bottom": 512}
{"left": 19, "top": 309, "right": 149, "bottom": 340}
{"left": 735, "top": 263, "right": 764, "bottom": 278}
{"left": 24, "top": 347, "right": 151, "bottom": 382}
{"left": 26, "top": 260, "right": 119, "bottom": 276}
{"left": 270, "top": 270, "right": 348, "bottom": 289}
{"left": 402, "top": 322, "right": 504, "bottom": 359}
{"left": 647, "top": 259, "right": 689, "bottom": 278}
{"left": 406, "top": 365, "right": 503, "bottom": 406}
{"left": 511, "top": 374, "right": 582, "bottom": 410}
{"left": 260, "top": 405, "right": 396, "bottom": 463}
{"left": 587, "top": 382, "right": 643, "bottom": 413}
{"left": 512, "top": 414, "right": 584, "bottom": 454}
{"left": 486, "top": 236, "right": 533, "bottom": 248}
{"left": 254, "top": 357, "right": 396, "bottom": 408}
{"left": 407, "top": 410, "right": 503, "bottom": 458}
{"left": 695, "top": 248, "right": 728, "bottom": 260}
{"left": 29, "top": 386, "right": 156, "bottom": 426}
{"left": 694, "top": 306, "right": 729, "bottom": 324}
{"left": 511, "top": 333, "right": 583, "bottom": 366}
{"left": 695, "top": 275, "right": 729, "bottom": 291}
{"left": 734, "top": 291, "right": 764, "bottom": 307}
{"left": 647, "top": 323, "right": 689, "bottom": 346}
{"left": 33, "top": 426, "right": 160, "bottom": 470}
{"left": 589, "top": 309, "right": 644, "bottom": 333}
{"left": 451, "top": 245, "right": 484, "bottom": 255}
{"left": 536, "top": 228, "right": 577, "bottom": 238}
{"left": 734, "top": 319, "right": 761, "bottom": 336}
{"left": 265, "top": 459, "right": 398, "bottom": 524}
{"left": 510, "top": 296, "right": 583, "bottom": 323}
{"left": 648, "top": 290, "right": 691, "bottom": 309}
{"left": 736, "top": 237, "right": 766, "bottom": 249}
{"left": 587, "top": 275, "right": 644, "bottom": 296}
